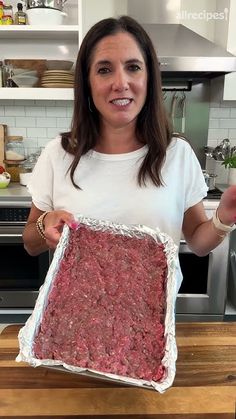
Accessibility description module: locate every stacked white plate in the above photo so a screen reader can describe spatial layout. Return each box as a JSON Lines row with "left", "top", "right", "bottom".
{"left": 41, "top": 70, "right": 74, "bottom": 88}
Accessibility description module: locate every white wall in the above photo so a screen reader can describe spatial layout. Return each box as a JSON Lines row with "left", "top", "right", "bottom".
{"left": 127, "top": 0, "right": 181, "bottom": 23}
{"left": 180, "top": 0, "right": 216, "bottom": 41}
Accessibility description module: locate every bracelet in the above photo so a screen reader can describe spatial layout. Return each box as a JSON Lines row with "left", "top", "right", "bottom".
{"left": 212, "top": 209, "right": 236, "bottom": 237}
{"left": 36, "top": 211, "right": 49, "bottom": 240}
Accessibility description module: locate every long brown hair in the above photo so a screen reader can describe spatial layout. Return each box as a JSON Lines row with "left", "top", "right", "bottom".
{"left": 61, "top": 15, "right": 172, "bottom": 188}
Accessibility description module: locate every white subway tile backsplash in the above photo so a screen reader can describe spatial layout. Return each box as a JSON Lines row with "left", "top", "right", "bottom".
{"left": 207, "top": 128, "right": 229, "bottom": 141}
{"left": 207, "top": 139, "right": 218, "bottom": 148}
{"left": 16, "top": 100, "right": 35, "bottom": 106}
{"left": 35, "top": 100, "right": 55, "bottom": 107}
{"left": 38, "top": 138, "right": 52, "bottom": 147}
{"left": 36, "top": 117, "right": 57, "bottom": 127}
{"left": 8, "top": 127, "right": 27, "bottom": 137}
{"left": 5, "top": 105, "right": 25, "bottom": 116}
{"left": 25, "top": 107, "right": 46, "bottom": 117}
{"left": 67, "top": 106, "right": 73, "bottom": 117}
{"left": 0, "top": 100, "right": 14, "bottom": 106}
{"left": 230, "top": 108, "right": 236, "bottom": 118}
{"left": 0, "top": 117, "right": 15, "bottom": 126}
{"left": 47, "top": 128, "right": 60, "bottom": 138}
{"left": 5, "top": 106, "right": 25, "bottom": 116}
{"left": 15, "top": 117, "right": 36, "bottom": 127}
{"left": 208, "top": 99, "right": 236, "bottom": 146}
{"left": 209, "top": 108, "right": 230, "bottom": 118}
{"left": 46, "top": 107, "right": 67, "bottom": 117}
{"left": 27, "top": 127, "right": 47, "bottom": 138}
{"left": 220, "top": 100, "right": 236, "bottom": 108}
{"left": 23, "top": 138, "right": 39, "bottom": 149}
{"left": 219, "top": 119, "right": 236, "bottom": 129}
{"left": 209, "top": 119, "right": 219, "bottom": 129}
{"left": 229, "top": 129, "right": 236, "bottom": 138}
{"left": 56, "top": 117, "right": 71, "bottom": 128}
{"left": 56, "top": 100, "right": 73, "bottom": 107}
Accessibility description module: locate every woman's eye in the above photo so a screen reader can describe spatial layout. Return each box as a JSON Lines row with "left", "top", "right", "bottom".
{"left": 128, "top": 64, "right": 141, "bottom": 72}
{"left": 97, "top": 67, "right": 110, "bottom": 74}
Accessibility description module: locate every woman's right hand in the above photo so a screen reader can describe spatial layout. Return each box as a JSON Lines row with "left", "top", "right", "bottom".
{"left": 43, "top": 210, "right": 79, "bottom": 249}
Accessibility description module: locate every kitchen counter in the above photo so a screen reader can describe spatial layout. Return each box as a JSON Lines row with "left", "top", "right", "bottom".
{"left": 1, "top": 322, "right": 236, "bottom": 418}
{"left": 0, "top": 183, "right": 31, "bottom": 206}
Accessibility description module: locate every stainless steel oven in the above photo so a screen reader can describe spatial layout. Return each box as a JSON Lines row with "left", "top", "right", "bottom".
{"left": 176, "top": 203, "right": 230, "bottom": 321}
{"left": 0, "top": 205, "right": 50, "bottom": 322}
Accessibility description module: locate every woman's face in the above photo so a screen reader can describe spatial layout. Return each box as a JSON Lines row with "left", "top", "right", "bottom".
{"left": 89, "top": 31, "right": 148, "bottom": 130}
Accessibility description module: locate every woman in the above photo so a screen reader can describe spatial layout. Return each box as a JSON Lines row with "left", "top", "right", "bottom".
{"left": 23, "top": 16, "right": 236, "bottom": 292}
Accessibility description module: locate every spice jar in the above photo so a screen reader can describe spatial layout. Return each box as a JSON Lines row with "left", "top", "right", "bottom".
{"left": 0, "top": 1, "right": 4, "bottom": 22}
{"left": 3, "top": 161, "right": 21, "bottom": 182}
{"left": 2, "top": 13, "right": 12, "bottom": 24}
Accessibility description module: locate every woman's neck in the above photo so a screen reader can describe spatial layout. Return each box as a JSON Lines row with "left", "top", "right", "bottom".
{"left": 94, "top": 123, "right": 143, "bottom": 154}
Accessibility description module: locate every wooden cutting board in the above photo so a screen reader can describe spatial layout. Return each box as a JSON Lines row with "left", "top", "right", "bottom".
{"left": 0, "top": 322, "right": 236, "bottom": 418}
{"left": 0, "top": 124, "right": 7, "bottom": 167}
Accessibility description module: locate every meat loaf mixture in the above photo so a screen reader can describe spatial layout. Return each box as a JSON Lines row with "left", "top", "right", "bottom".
{"left": 34, "top": 225, "right": 168, "bottom": 382}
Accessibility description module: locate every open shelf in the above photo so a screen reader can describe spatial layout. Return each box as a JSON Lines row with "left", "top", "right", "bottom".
{"left": 0, "top": 87, "right": 74, "bottom": 100}
{"left": 0, "top": 25, "right": 79, "bottom": 40}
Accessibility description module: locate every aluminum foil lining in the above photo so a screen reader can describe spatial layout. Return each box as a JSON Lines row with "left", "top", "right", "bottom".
{"left": 16, "top": 214, "right": 179, "bottom": 393}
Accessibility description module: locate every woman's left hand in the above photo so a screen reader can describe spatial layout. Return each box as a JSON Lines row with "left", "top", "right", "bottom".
{"left": 217, "top": 185, "right": 236, "bottom": 226}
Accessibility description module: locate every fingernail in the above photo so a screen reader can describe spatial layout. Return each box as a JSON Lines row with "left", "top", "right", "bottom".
{"left": 70, "top": 222, "right": 80, "bottom": 230}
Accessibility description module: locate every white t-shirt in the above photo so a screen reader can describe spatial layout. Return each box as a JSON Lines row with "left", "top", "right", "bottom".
{"left": 28, "top": 136, "right": 208, "bottom": 292}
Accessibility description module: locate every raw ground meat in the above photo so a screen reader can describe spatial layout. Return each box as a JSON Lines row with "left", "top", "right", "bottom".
{"left": 33, "top": 225, "right": 168, "bottom": 382}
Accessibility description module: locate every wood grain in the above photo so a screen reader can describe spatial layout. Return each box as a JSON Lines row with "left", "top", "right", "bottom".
{"left": 0, "top": 323, "right": 236, "bottom": 418}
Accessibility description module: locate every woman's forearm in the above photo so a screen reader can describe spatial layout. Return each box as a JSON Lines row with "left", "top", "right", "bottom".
{"left": 185, "top": 217, "right": 227, "bottom": 257}
{"left": 23, "top": 221, "right": 49, "bottom": 256}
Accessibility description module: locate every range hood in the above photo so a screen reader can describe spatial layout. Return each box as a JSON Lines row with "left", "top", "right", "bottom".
{"left": 142, "top": 23, "right": 236, "bottom": 85}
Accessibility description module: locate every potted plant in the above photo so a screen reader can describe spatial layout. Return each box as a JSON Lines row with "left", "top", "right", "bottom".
{"left": 222, "top": 155, "right": 236, "bottom": 185}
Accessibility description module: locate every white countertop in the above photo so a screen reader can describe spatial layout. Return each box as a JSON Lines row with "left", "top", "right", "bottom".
{"left": 0, "top": 183, "right": 31, "bottom": 206}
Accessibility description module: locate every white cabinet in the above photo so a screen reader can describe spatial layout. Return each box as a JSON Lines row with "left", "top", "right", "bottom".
{"left": 223, "top": 0, "right": 236, "bottom": 100}
{"left": 0, "top": 0, "right": 79, "bottom": 100}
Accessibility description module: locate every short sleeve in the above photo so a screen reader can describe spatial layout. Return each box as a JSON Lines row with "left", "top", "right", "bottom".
{"left": 27, "top": 141, "right": 54, "bottom": 212}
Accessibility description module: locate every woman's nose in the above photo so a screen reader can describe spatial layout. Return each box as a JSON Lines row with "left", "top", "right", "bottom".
{"left": 112, "top": 70, "right": 129, "bottom": 91}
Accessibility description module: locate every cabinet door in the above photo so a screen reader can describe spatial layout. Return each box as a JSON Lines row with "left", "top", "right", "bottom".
{"left": 79, "top": 0, "right": 127, "bottom": 45}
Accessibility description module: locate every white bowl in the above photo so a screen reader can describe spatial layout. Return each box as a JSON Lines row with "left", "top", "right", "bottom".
{"left": 19, "top": 172, "right": 32, "bottom": 186}
{"left": 12, "top": 75, "right": 38, "bottom": 87}
{"left": 46, "top": 60, "right": 74, "bottom": 71}
{"left": 13, "top": 69, "right": 38, "bottom": 77}
{"left": 0, "top": 173, "right": 10, "bottom": 188}
{"left": 27, "top": 8, "right": 67, "bottom": 25}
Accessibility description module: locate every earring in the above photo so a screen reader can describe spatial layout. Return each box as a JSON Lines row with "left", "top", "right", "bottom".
{"left": 88, "top": 96, "right": 93, "bottom": 113}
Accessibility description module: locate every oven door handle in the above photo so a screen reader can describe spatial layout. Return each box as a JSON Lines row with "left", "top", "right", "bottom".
{"left": 179, "top": 239, "right": 192, "bottom": 253}
{"left": 0, "top": 233, "right": 23, "bottom": 244}
{"left": 0, "top": 234, "right": 22, "bottom": 237}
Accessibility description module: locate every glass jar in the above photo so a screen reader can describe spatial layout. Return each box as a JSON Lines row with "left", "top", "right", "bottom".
{"left": 2, "top": 13, "right": 13, "bottom": 24}
{"left": 0, "top": 1, "right": 4, "bottom": 21}
{"left": 5, "top": 140, "right": 25, "bottom": 161}
{"left": 4, "top": 162, "right": 21, "bottom": 182}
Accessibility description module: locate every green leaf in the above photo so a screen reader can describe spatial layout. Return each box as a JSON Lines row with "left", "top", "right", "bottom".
{"left": 222, "top": 155, "right": 236, "bottom": 168}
